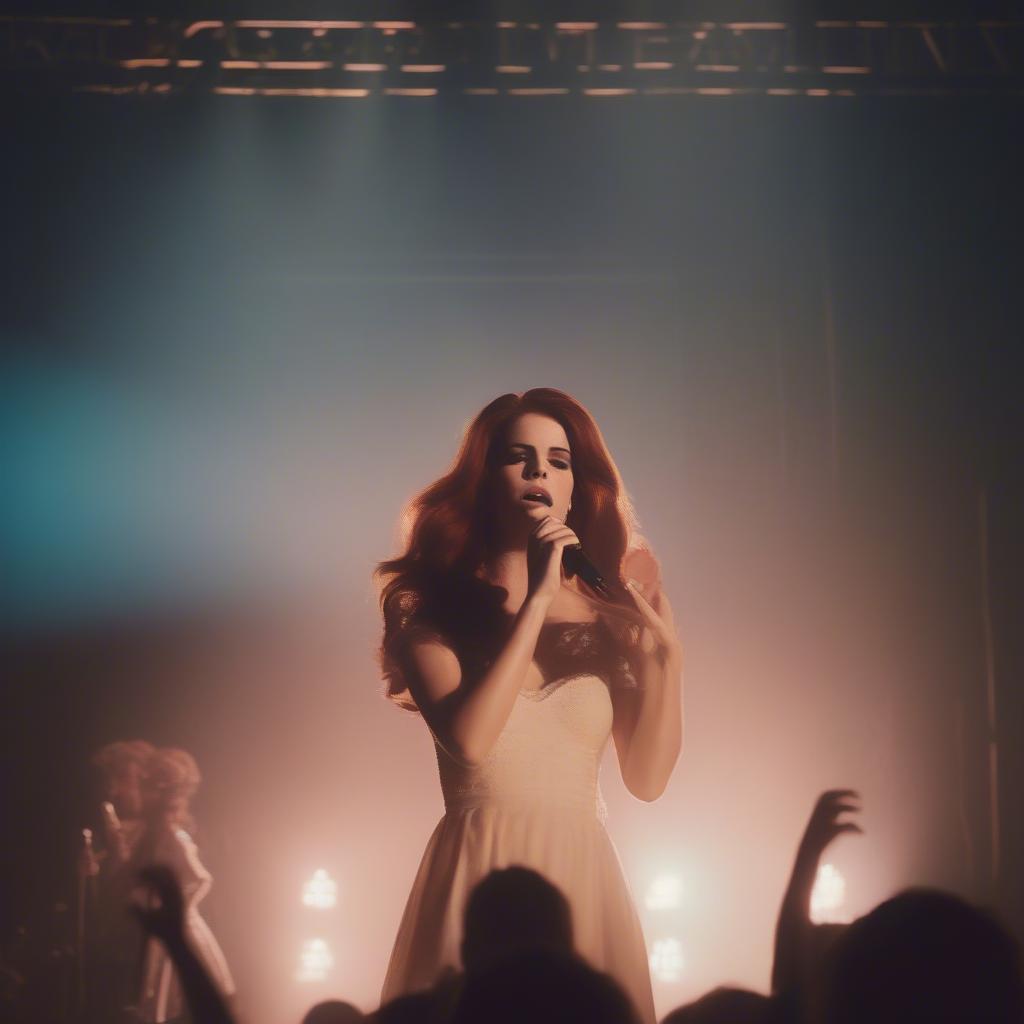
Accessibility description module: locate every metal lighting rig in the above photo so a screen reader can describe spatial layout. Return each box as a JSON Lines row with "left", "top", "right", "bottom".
{"left": 3, "top": 2, "right": 1023, "bottom": 98}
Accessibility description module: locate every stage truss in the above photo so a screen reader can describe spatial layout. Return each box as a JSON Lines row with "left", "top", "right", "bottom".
{"left": 4, "top": 4, "right": 1024, "bottom": 99}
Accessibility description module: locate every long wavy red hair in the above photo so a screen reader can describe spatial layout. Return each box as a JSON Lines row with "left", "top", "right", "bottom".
{"left": 374, "top": 388, "right": 660, "bottom": 710}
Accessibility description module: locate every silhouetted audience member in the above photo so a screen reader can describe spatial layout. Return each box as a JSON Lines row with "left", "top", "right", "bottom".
{"left": 770, "top": 789, "right": 861, "bottom": 1022}
{"left": 301, "top": 999, "right": 365, "bottom": 1024}
{"left": 373, "top": 867, "right": 594, "bottom": 1024}
{"left": 821, "top": 887, "right": 1024, "bottom": 1024}
{"left": 461, "top": 866, "right": 574, "bottom": 971}
{"left": 452, "top": 947, "right": 639, "bottom": 1024}
{"left": 372, "top": 978, "right": 459, "bottom": 1024}
{"left": 132, "top": 865, "right": 235, "bottom": 1024}
{"left": 661, "top": 789, "right": 861, "bottom": 1024}
{"left": 661, "top": 986, "right": 780, "bottom": 1024}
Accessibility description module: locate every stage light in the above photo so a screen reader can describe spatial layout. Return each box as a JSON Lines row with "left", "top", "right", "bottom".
{"left": 301, "top": 868, "right": 337, "bottom": 909}
{"left": 649, "top": 937, "right": 685, "bottom": 982}
{"left": 295, "top": 938, "right": 333, "bottom": 983}
{"left": 184, "top": 21, "right": 224, "bottom": 39}
{"left": 810, "top": 863, "right": 848, "bottom": 923}
{"left": 645, "top": 874, "right": 682, "bottom": 910}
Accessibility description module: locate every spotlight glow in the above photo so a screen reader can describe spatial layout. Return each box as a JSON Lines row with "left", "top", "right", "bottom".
{"left": 301, "top": 868, "right": 338, "bottom": 909}
{"left": 649, "top": 937, "right": 685, "bottom": 982}
{"left": 810, "top": 863, "right": 848, "bottom": 923}
{"left": 295, "top": 938, "right": 333, "bottom": 982}
{"left": 645, "top": 874, "right": 683, "bottom": 910}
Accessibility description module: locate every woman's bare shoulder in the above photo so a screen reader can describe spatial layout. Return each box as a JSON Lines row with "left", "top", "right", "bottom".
{"left": 395, "top": 619, "right": 456, "bottom": 656}
{"left": 401, "top": 631, "right": 463, "bottom": 708}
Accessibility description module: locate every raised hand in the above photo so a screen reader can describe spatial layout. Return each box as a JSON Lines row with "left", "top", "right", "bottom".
{"left": 102, "top": 801, "right": 130, "bottom": 863}
{"left": 796, "top": 789, "right": 863, "bottom": 868}
{"left": 771, "top": 789, "right": 863, "bottom": 998}
{"left": 131, "top": 865, "right": 237, "bottom": 1024}
{"left": 622, "top": 544, "right": 662, "bottom": 600}
{"left": 131, "top": 864, "right": 186, "bottom": 946}
{"left": 625, "top": 578, "right": 682, "bottom": 672}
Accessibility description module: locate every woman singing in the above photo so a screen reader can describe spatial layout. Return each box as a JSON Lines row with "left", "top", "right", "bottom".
{"left": 130, "top": 747, "right": 235, "bottom": 1023}
{"left": 375, "top": 388, "right": 683, "bottom": 1023}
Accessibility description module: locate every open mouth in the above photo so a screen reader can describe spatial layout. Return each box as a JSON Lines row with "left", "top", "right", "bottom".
{"left": 521, "top": 489, "right": 553, "bottom": 507}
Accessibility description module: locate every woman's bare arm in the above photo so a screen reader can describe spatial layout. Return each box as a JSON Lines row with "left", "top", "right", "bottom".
{"left": 399, "top": 514, "right": 578, "bottom": 766}
{"left": 612, "top": 653, "right": 683, "bottom": 801}
{"left": 610, "top": 585, "right": 684, "bottom": 802}
{"left": 133, "top": 866, "right": 235, "bottom": 1024}
{"left": 401, "top": 591, "right": 552, "bottom": 766}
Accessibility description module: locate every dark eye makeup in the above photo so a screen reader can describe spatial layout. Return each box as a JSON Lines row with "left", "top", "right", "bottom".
{"left": 506, "top": 450, "right": 571, "bottom": 470}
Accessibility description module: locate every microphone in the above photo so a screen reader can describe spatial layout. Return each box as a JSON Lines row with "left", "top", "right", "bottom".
{"left": 562, "top": 544, "right": 612, "bottom": 598}
{"left": 81, "top": 828, "right": 99, "bottom": 875}
{"left": 102, "top": 801, "right": 121, "bottom": 830}
{"left": 78, "top": 827, "right": 100, "bottom": 889}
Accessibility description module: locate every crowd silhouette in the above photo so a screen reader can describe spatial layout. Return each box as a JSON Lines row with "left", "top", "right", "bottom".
{"left": 123, "top": 786, "right": 1022, "bottom": 1024}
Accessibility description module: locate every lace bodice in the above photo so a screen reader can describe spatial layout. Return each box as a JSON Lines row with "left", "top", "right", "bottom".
{"left": 435, "top": 620, "right": 637, "bottom": 821}
{"left": 528, "top": 619, "right": 638, "bottom": 693}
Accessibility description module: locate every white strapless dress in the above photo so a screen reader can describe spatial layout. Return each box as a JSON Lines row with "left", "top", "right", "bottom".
{"left": 381, "top": 621, "right": 656, "bottom": 1024}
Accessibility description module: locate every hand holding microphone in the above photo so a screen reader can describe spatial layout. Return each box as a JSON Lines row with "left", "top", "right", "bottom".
{"left": 102, "top": 801, "right": 121, "bottom": 831}
{"left": 526, "top": 515, "right": 582, "bottom": 602}
{"left": 562, "top": 543, "right": 611, "bottom": 597}
{"left": 527, "top": 515, "right": 611, "bottom": 601}
{"left": 102, "top": 801, "right": 130, "bottom": 862}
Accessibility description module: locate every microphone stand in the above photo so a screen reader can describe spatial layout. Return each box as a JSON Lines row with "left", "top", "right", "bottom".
{"left": 76, "top": 828, "right": 98, "bottom": 1022}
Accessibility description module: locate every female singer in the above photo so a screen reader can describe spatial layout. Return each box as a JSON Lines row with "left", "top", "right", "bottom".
{"left": 87, "top": 740, "right": 156, "bottom": 1020}
{"left": 375, "top": 388, "right": 683, "bottom": 1023}
{"left": 130, "top": 747, "right": 235, "bottom": 1023}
